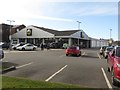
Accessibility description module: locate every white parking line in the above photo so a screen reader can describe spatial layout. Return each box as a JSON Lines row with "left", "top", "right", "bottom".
{"left": 101, "top": 68, "right": 112, "bottom": 89}
{"left": 45, "top": 65, "right": 68, "bottom": 82}
{"left": 97, "top": 53, "right": 101, "bottom": 59}
{"left": 4, "top": 51, "right": 37, "bottom": 53}
{"left": 16, "top": 62, "right": 33, "bottom": 69}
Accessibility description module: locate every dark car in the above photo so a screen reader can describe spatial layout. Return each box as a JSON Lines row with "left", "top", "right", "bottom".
{"left": 104, "top": 47, "right": 113, "bottom": 59}
{"left": 0, "top": 42, "right": 10, "bottom": 49}
{"left": 107, "top": 46, "right": 120, "bottom": 86}
{"left": 0, "top": 49, "right": 4, "bottom": 59}
{"left": 65, "top": 46, "right": 81, "bottom": 56}
{"left": 100, "top": 46, "right": 108, "bottom": 55}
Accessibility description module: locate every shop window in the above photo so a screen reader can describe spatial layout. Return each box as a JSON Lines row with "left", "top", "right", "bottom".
{"left": 19, "top": 38, "right": 25, "bottom": 43}
{"left": 12, "top": 39, "right": 17, "bottom": 44}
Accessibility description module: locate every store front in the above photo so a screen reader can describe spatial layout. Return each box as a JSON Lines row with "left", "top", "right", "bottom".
{"left": 11, "top": 25, "right": 91, "bottom": 48}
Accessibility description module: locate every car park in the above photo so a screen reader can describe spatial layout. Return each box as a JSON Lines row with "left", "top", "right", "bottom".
{"left": 104, "top": 47, "right": 113, "bottom": 59}
{"left": 99, "top": 46, "right": 108, "bottom": 56}
{"left": 65, "top": 46, "right": 81, "bottom": 56}
{"left": 16, "top": 43, "right": 37, "bottom": 51}
{"left": 107, "top": 46, "right": 120, "bottom": 86}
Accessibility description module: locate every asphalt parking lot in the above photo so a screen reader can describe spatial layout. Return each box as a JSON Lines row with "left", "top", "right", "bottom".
{"left": 2, "top": 48, "right": 120, "bottom": 88}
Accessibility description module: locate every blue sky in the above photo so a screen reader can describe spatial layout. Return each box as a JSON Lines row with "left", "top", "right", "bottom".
{"left": 0, "top": 0, "right": 119, "bottom": 40}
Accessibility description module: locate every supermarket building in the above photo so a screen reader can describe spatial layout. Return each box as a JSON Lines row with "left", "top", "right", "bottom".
{"left": 11, "top": 25, "right": 108, "bottom": 48}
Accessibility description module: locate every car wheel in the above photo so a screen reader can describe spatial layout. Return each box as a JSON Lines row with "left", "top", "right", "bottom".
{"left": 105, "top": 56, "right": 107, "bottom": 59}
{"left": 33, "top": 47, "right": 36, "bottom": 51}
{"left": 22, "top": 48, "right": 25, "bottom": 51}
{"left": 66, "top": 54, "right": 68, "bottom": 56}
{"left": 13, "top": 48, "right": 16, "bottom": 50}
{"left": 112, "top": 70, "right": 118, "bottom": 86}
{"left": 107, "top": 67, "right": 110, "bottom": 72}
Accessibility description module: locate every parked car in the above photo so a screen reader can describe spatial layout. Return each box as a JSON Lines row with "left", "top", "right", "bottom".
{"left": 104, "top": 47, "right": 114, "bottom": 59}
{"left": 0, "top": 49, "right": 4, "bottom": 59}
{"left": 65, "top": 46, "right": 81, "bottom": 56}
{"left": 0, "top": 42, "right": 9, "bottom": 49}
{"left": 99, "top": 46, "right": 108, "bottom": 55}
{"left": 16, "top": 43, "right": 37, "bottom": 51}
{"left": 12, "top": 43, "right": 25, "bottom": 50}
{"left": 107, "top": 46, "right": 120, "bottom": 86}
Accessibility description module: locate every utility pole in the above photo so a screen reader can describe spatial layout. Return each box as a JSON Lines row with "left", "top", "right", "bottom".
{"left": 7, "top": 20, "right": 15, "bottom": 50}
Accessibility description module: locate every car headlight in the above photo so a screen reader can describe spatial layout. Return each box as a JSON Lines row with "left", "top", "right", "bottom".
{"left": 117, "top": 64, "right": 120, "bottom": 69}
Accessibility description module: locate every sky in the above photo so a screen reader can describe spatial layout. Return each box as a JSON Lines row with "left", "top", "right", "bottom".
{"left": 0, "top": 0, "right": 119, "bottom": 41}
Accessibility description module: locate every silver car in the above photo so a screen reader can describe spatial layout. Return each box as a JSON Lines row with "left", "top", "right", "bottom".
{"left": 16, "top": 43, "right": 37, "bottom": 51}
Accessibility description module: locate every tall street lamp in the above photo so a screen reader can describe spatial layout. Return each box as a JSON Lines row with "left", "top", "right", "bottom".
{"left": 77, "top": 21, "right": 81, "bottom": 30}
{"left": 110, "top": 29, "right": 112, "bottom": 39}
{"left": 77, "top": 21, "right": 81, "bottom": 46}
{"left": 109, "top": 29, "right": 112, "bottom": 46}
{"left": 7, "top": 20, "right": 15, "bottom": 50}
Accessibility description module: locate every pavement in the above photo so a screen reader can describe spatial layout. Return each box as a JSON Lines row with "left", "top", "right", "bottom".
{"left": 2, "top": 49, "right": 120, "bottom": 88}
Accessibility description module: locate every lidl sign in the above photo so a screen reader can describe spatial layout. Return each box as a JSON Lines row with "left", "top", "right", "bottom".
{"left": 26, "top": 29, "right": 32, "bottom": 36}
{"left": 80, "top": 32, "right": 84, "bottom": 38}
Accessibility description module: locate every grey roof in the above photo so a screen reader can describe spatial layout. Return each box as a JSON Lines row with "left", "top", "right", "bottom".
{"left": 32, "top": 25, "right": 79, "bottom": 36}
{"left": 32, "top": 25, "right": 58, "bottom": 35}
{"left": 55, "top": 30, "right": 80, "bottom": 36}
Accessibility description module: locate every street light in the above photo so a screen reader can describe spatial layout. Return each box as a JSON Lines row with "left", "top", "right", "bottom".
{"left": 109, "top": 29, "right": 112, "bottom": 46}
{"left": 7, "top": 20, "right": 15, "bottom": 50}
{"left": 110, "top": 29, "right": 112, "bottom": 39}
{"left": 77, "top": 21, "right": 81, "bottom": 30}
{"left": 76, "top": 21, "right": 81, "bottom": 46}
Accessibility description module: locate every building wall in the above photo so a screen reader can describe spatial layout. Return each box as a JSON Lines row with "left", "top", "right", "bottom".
{"left": 71, "top": 30, "right": 89, "bottom": 40}
{"left": 91, "top": 38, "right": 108, "bottom": 48}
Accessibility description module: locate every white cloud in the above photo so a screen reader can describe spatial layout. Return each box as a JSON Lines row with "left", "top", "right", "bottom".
{"left": 74, "top": 7, "right": 118, "bottom": 16}
{"left": 0, "top": 0, "right": 118, "bottom": 24}
{"left": 33, "top": 0, "right": 119, "bottom": 2}
{"left": 0, "top": 0, "right": 73, "bottom": 24}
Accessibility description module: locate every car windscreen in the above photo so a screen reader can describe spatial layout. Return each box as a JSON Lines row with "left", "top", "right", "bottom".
{"left": 102, "top": 46, "right": 108, "bottom": 50}
{"left": 68, "top": 47, "right": 77, "bottom": 49}
{"left": 116, "top": 47, "right": 120, "bottom": 57}
{"left": 107, "top": 48, "right": 113, "bottom": 51}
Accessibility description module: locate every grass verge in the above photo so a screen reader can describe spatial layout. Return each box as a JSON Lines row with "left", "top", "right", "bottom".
{"left": 2, "top": 76, "right": 82, "bottom": 88}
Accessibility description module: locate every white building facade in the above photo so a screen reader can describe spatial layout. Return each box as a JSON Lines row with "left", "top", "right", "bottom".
{"left": 11, "top": 25, "right": 108, "bottom": 48}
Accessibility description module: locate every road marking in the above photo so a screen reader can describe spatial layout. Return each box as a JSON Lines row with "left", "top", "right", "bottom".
{"left": 101, "top": 68, "right": 112, "bottom": 89}
{"left": 4, "top": 51, "right": 37, "bottom": 54}
{"left": 81, "top": 52, "right": 85, "bottom": 56}
{"left": 97, "top": 53, "right": 101, "bottom": 59}
{"left": 16, "top": 62, "right": 33, "bottom": 69}
{"left": 45, "top": 65, "right": 68, "bottom": 82}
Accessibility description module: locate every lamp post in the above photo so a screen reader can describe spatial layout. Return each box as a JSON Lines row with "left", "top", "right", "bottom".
{"left": 77, "top": 21, "right": 81, "bottom": 30}
{"left": 110, "top": 29, "right": 112, "bottom": 39}
{"left": 77, "top": 21, "right": 81, "bottom": 46}
{"left": 109, "top": 29, "right": 112, "bottom": 46}
{"left": 7, "top": 20, "right": 15, "bottom": 50}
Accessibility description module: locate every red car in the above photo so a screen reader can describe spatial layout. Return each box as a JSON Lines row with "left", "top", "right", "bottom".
{"left": 107, "top": 46, "right": 120, "bottom": 86}
{"left": 65, "top": 46, "right": 81, "bottom": 56}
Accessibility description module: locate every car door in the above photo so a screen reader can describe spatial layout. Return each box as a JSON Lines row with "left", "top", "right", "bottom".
{"left": 26, "top": 44, "right": 33, "bottom": 50}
